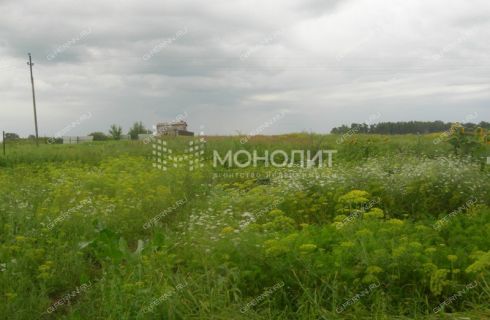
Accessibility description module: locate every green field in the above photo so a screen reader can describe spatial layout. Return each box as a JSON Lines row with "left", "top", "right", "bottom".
{"left": 1, "top": 134, "right": 489, "bottom": 319}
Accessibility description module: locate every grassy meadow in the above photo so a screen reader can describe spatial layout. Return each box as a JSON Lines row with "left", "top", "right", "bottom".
{"left": 1, "top": 133, "right": 489, "bottom": 319}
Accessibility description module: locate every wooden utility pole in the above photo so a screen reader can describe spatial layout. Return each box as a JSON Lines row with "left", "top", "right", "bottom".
{"left": 27, "top": 53, "right": 39, "bottom": 146}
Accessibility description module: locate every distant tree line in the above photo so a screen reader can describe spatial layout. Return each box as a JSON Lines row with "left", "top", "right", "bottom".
{"left": 89, "top": 121, "right": 151, "bottom": 141}
{"left": 331, "top": 121, "right": 490, "bottom": 135}
{"left": 3, "top": 121, "right": 153, "bottom": 143}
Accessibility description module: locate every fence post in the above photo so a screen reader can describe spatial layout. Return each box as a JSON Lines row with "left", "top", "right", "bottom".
{"left": 2, "top": 131, "right": 5, "bottom": 156}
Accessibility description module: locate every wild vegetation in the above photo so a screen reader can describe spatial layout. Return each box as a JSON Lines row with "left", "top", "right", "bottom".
{"left": 1, "top": 132, "right": 489, "bottom": 319}
{"left": 331, "top": 120, "right": 490, "bottom": 135}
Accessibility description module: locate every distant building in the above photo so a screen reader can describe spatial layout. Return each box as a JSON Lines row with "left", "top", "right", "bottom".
{"left": 156, "top": 121, "right": 194, "bottom": 136}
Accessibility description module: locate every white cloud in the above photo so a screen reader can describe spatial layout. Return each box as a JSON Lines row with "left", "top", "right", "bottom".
{"left": 0, "top": 0, "right": 489, "bottom": 137}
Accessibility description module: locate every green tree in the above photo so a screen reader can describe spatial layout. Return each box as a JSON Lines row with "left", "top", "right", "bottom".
{"left": 128, "top": 121, "right": 149, "bottom": 140}
{"left": 88, "top": 132, "right": 108, "bottom": 141}
{"left": 330, "top": 121, "right": 490, "bottom": 135}
{"left": 5, "top": 133, "right": 20, "bottom": 140}
{"left": 109, "top": 124, "right": 123, "bottom": 140}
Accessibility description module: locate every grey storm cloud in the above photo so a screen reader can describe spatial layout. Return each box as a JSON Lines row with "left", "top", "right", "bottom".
{"left": 0, "top": 0, "right": 489, "bottom": 137}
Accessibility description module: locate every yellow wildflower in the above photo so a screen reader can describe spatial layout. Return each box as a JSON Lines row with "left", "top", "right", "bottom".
{"left": 387, "top": 219, "right": 404, "bottom": 226}
{"left": 299, "top": 244, "right": 317, "bottom": 253}
{"left": 366, "top": 266, "right": 384, "bottom": 274}
{"left": 5, "top": 292, "right": 17, "bottom": 300}
{"left": 447, "top": 255, "right": 458, "bottom": 263}
{"left": 364, "top": 208, "right": 384, "bottom": 219}
{"left": 15, "top": 236, "right": 28, "bottom": 242}
{"left": 221, "top": 226, "right": 234, "bottom": 234}
{"left": 340, "top": 241, "right": 355, "bottom": 248}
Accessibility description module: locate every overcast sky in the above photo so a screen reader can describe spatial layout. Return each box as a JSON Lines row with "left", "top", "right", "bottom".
{"left": 0, "top": 0, "right": 489, "bottom": 137}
